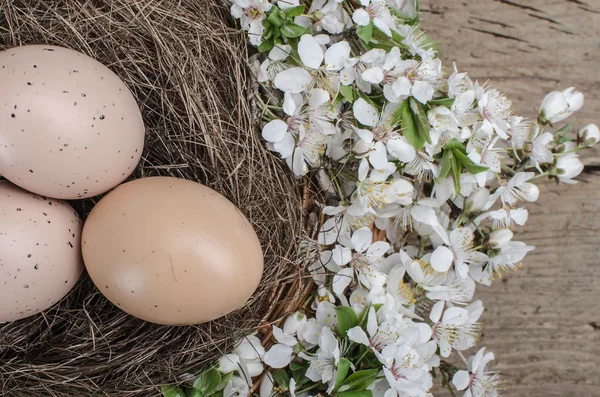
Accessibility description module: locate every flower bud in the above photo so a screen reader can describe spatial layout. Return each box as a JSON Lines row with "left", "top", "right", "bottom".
{"left": 540, "top": 91, "right": 569, "bottom": 123}
{"left": 562, "top": 87, "right": 584, "bottom": 113}
{"left": 578, "top": 124, "right": 600, "bottom": 147}
{"left": 539, "top": 88, "right": 583, "bottom": 124}
{"left": 489, "top": 229, "right": 513, "bottom": 248}
{"left": 554, "top": 154, "right": 584, "bottom": 182}
{"left": 283, "top": 311, "right": 307, "bottom": 335}
{"left": 466, "top": 187, "right": 490, "bottom": 213}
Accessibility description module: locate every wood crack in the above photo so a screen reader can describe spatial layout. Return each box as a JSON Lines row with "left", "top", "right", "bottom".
{"left": 471, "top": 16, "right": 515, "bottom": 29}
{"left": 495, "top": 0, "right": 544, "bottom": 13}
{"left": 468, "top": 27, "right": 528, "bottom": 43}
{"left": 528, "top": 13, "right": 561, "bottom": 25}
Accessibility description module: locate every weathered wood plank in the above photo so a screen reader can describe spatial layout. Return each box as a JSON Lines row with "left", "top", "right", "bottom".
{"left": 421, "top": 0, "right": 600, "bottom": 166}
{"left": 420, "top": 1, "right": 600, "bottom": 396}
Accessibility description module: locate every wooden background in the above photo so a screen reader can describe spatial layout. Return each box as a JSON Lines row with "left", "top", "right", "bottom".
{"left": 420, "top": 1, "right": 600, "bottom": 396}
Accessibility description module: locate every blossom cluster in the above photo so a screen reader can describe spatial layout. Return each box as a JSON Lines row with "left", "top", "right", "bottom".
{"left": 162, "top": 1, "right": 598, "bottom": 397}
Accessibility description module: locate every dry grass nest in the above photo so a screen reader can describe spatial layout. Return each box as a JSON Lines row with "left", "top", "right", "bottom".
{"left": 0, "top": 1, "right": 315, "bottom": 396}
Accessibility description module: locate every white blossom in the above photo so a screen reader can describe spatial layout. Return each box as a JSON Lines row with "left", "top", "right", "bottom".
{"left": 453, "top": 348, "right": 501, "bottom": 397}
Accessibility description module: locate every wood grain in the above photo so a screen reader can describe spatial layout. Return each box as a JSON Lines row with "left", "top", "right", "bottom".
{"left": 419, "top": 1, "right": 600, "bottom": 395}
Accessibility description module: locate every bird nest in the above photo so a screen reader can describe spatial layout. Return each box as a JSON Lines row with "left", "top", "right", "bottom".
{"left": 0, "top": 1, "right": 314, "bottom": 395}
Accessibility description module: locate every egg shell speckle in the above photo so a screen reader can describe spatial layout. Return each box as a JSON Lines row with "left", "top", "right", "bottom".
{"left": 0, "top": 180, "right": 83, "bottom": 322}
{"left": 0, "top": 45, "right": 145, "bottom": 199}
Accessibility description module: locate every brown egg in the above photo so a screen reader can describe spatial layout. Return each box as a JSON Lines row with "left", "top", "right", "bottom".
{"left": 0, "top": 45, "right": 145, "bottom": 199}
{"left": 81, "top": 177, "right": 264, "bottom": 325}
{"left": 0, "top": 181, "right": 83, "bottom": 322}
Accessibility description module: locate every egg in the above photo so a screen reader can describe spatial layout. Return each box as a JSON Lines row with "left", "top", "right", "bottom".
{"left": 0, "top": 180, "right": 83, "bottom": 322}
{"left": 0, "top": 45, "right": 145, "bottom": 199}
{"left": 81, "top": 176, "right": 264, "bottom": 325}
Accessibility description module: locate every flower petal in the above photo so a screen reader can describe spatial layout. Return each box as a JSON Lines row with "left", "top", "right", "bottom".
{"left": 351, "top": 227, "right": 373, "bottom": 253}
{"left": 442, "top": 307, "right": 469, "bottom": 325}
{"left": 269, "top": 44, "right": 292, "bottom": 61}
{"left": 264, "top": 344, "right": 294, "bottom": 369}
{"left": 411, "top": 80, "right": 435, "bottom": 104}
{"left": 309, "top": 88, "right": 331, "bottom": 109}
{"left": 324, "top": 41, "right": 351, "bottom": 71}
{"left": 366, "top": 306, "right": 378, "bottom": 337}
{"left": 318, "top": 217, "right": 340, "bottom": 245}
{"left": 347, "top": 326, "right": 371, "bottom": 346}
{"left": 332, "top": 268, "right": 354, "bottom": 295}
{"left": 373, "top": 17, "right": 392, "bottom": 37}
{"left": 236, "top": 335, "right": 265, "bottom": 360}
{"left": 431, "top": 246, "right": 454, "bottom": 272}
{"left": 319, "top": 326, "right": 339, "bottom": 357}
{"left": 366, "top": 241, "right": 390, "bottom": 259}
{"left": 259, "top": 373, "right": 274, "bottom": 397}
{"left": 247, "top": 361, "right": 265, "bottom": 377}
{"left": 369, "top": 141, "right": 389, "bottom": 170}
{"left": 353, "top": 126, "right": 374, "bottom": 144}
{"left": 273, "top": 326, "right": 298, "bottom": 346}
{"left": 361, "top": 67, "right": 385, "bottom": 84}
{"left": 358, "top": 157, "right": 370, "bottom": 181}
{"left": 353, "top": 98, "right": 379, "bottom": 127}
{"left": 262, "top": 120, "right": 288, "bottom": 143}
{"left": 218, "top": 354, "right": 240, "bottom": 374}
{"left": 298, "top": 34, "right": 324, "bottom": 69}
{"left": 452, "top": 370, "right": 471, "bottom": 391}
{"left": 283, "top": 92, "right": 300, "bottom": 116}
{"left": 332, "top": 245, "right": 353, "bottom": 266}
{"left": 352, "top": 8, "right": 371, "bottom": 26}
{"left": 429, "top": 300, "right": 444, "bottom": 323}
{"left": 274, "top": 67, "right": 313, "bottom": 93}
{"left": 273, "top": 133, "right": 295, "bottom": 158}
{"left": 383, "top": 47, "right": 401, "bottom": 71}
{"left": 387, "top": 137, "right": 416, "bottom": 162}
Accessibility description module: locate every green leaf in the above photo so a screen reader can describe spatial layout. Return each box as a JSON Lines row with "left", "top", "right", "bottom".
{"left": 263, "top": 24, "right": 275, "bottom": 40}
{"left": 281, "top": 22, "right": 307, "bottom": 38}
{"left": 437, "top": 150, "right": 453, "bottom": 182}
{"left": 285, "top": 5, "right": 305, "bottom": 18}
{"left": 187, "top": 390, "right": 203, "bottom": 397}
{"left": 273, "top": 369, "right": 290, "bottom": 390}
{"left": 357, "top": 92, "right": 382, "bottom": 113}
{"left": 333, "top": 358, "right": 352, "bottom": 391}
{"left": 292, "top": 368, "right": 308, "bottom": 386}
{"left": 215, "top": 372, "right": 233, "bottom": 392}
{"left": 338, "top": 369, "right": 379, "bottom": 392}
{"left": 268, "top": 7, "right": 285, "bottom": 27}
{"left": 428, "top": 97, "right": 455, "bottom": 107}
{"left": 339, "top": 84, "right": 355, "bottom": 103}
{"left": 390, "top": 99, "right": 408, "bottom": 127}
{"left": 452, "top": 149, "right": 488, "bottom": 174}
{"left": 257, "top": 40, "right": 274, "bottom": 53}
{"left": 355, "top": 305, "right": 371, "bottom": 328}
{"left": 357, "top": 20, "right": 374, "bottom": 43}
{"left": 193, "top": 368, "right": 221, "bottom": 395}
{"left": 450, "top": 154, "right": 461, "bottom": 194}
{"left": 335, "top": 306, "right": 357, "bottom": 337}
{"left": 556, "top": 135, "right": 572, "bottom": 144}
{"left": 555, "top": 122, "right": 572, "bottom": 137}
{"left": 401, "top": 103, "right": 424, "bottom": 150}
{"left": 336, "top": 391, "right": 373, "bottom": 397}
{"left": 161, "top": 386, "right": 186, "bottom": 397}
{"left": 409, "top": 97, "right": 431, "bottom": 144}
{"left": 444, "top": 138, "right": 463, "bottom": 151}
{"left": 289, "top": 361, "right": 304, "bottom": 371}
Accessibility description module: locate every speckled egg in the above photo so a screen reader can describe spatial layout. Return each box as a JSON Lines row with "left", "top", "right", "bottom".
{"left": 81, "top": 176, "right": 264, "bottom": 325}
{"left": 0, "top": 45, "right": 145, "bottom": 199}
{"left": 0, "top": 180, "right": 83, "bottom": 322}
